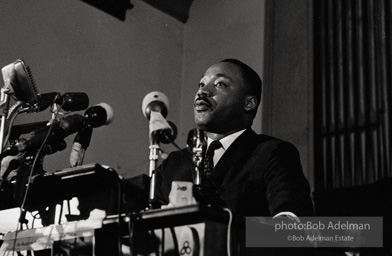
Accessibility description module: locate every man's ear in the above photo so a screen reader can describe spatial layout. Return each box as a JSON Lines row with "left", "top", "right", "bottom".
{"left": 244, "top": 96, "right": 257, "bottom": 112}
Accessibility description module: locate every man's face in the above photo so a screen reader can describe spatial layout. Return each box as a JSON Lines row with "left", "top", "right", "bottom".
{"left": 194, "top": 62, "right": 249, "bottom": 133}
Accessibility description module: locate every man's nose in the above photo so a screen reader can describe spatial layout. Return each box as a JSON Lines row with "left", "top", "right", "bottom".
{"left": 197, "top": 83, "right": 213, "bottom": 97}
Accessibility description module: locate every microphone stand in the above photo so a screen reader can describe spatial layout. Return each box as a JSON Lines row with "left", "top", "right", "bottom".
{"left": 0, "top": 90, "right": 10, "bottom": 154}
{"left": 148, "top": 132, "right": 160, "bottom": 209}
{"left": 193, "top": 145, "right": 203, "bottom": 185}
{"left": 188, "top": 128, "right": 206, "bottom": 186}
{"left": 145, "top": 110, "right": 174, "bottom": 210}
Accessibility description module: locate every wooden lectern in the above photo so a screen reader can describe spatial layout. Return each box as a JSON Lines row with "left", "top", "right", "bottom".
{"left": 0, "top": 205, "right": 230, "bottom": 256}
{"left": 133, "top": 204, "right": 231, "bottom": 256}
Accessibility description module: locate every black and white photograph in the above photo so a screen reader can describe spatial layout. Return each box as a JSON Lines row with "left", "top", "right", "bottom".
{"left": 0, "top": 0, "right": 391, "bottom": 255}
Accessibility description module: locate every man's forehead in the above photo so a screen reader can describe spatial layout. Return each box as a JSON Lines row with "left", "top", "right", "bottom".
{"left": 202, "top": 62, "right": 242, "bottom": 80}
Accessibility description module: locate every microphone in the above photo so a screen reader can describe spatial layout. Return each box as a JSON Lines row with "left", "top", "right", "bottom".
{"left": 187, "top": 128, "right": 207, "bottom": 185}
{"left": 18, "top": 92, "right": 89, "bottom": 113}
{"left": 34, "top": 92, "right": 59, "bottom": 112}
{"left": 9, "top": 120, "right": 50, "bottom": 141}
{"left": 142, "top": 91, "right": 169, "bottom": 120}
{"left": 1, "top": 60, "right": 39, "bottom": 154}
{"left": 187, "top": 128, "right": 207, "bottom": 163}
{"left": 8, "top": 98, "right": 108, "bottom": 140}
{"left": 69, "top": 103, "right": 114, "bottom": 167}
{"left": 83, "top": 102, "right": 114, "bottom": 128}
{"left": 55, "top": 92, "right": 89, "bottom": 112}
{"left": 1, "top": 114, "right": 85, "bottom": 158}
{"left": 33, "top": 92, "right": 89, "bottom": 112}
{"left": 1, "top": 59, "right": 39, "bottom": 106}
{"left": 142, "top": 91, "right": 175, "bottom": 206}
{"left": 142, "top": 91, "right": 176, "bottom": 143}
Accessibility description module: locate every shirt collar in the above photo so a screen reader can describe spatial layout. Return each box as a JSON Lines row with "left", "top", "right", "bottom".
{"left": 207, "top": 129, "right": 246, "bottom": 151}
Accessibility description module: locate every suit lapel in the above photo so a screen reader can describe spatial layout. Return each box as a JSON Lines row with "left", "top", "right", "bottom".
{"left": 209, "top": 129, "right": 260, "bottom": 186}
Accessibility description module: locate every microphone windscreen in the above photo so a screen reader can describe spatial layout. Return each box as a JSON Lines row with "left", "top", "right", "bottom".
{"left": 1, "top": 59, "right": 39, "bottom": 105}
{"left": 142, "top": 91, "right": 169, "bottom": 119}
{"left": 60, "top": 92, "right": 89, "bottom": 112}
{"left": 149, "top": 111, "right": 171, "bottom": 134}
{"left": 158, "top": 120, "right": 177, "bottom": 144}
{"left": 84, "top": 103, "right": 114, "bottom": 128}
{"left": 36, "top": 92, "right": 59, "bottom": 112}
{"left": 187, "top": 128, "right": 206, "bottom": 152}
{"left": 96, "top": 102, "right": 114, "bottom": 125}
{"left": 13, "top": 60, "right": 39, "bottom": 105}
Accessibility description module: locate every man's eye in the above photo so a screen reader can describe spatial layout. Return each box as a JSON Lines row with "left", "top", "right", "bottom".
{"left": 215, "top": 82, "right": 226, "bottom": 87}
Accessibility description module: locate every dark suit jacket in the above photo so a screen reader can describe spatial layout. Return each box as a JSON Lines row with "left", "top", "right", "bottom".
{"left": 155, "top": 128, "right": 314, "bottom": 255}
{"left": 156, "top": 128, "right": 312, "bottom": 216}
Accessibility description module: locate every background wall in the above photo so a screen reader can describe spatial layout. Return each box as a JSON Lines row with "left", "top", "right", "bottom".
{"left": 0, "top": 0, "right": 312, "bottom": 184}
{"left": 0, "top": 0, "right": 315, "bottom": 232}
{"left": 262, "top": 0, "right": 314, "bottom": 190}
{"left": 0, "top": 0, "right": 184, "bottom": 179}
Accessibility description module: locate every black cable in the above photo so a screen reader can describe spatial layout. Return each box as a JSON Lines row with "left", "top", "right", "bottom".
{"left": 11, "top": 100, "right": 66, "bottom": 254}
{"left": 18, "top": 118, "right": 55, "bottom": 226}
{"left": 19, "top": 101, "right": 66, "bottom": 225}
{"left": 117, "top": 175, "right": 124, "bottom": 256}
{"left": 10, "top": 140, "right": 50, "bottom": 253}
{"left": 10, "top": 119, "right": 55, "bottom": 254}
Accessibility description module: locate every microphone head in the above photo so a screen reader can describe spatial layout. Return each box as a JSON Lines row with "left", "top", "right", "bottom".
{"left": 35, "top": 92, "right": 60, "bottom": 112}
{"left": 57, "top": 92, "right": 90, "bottom": 112}
{"left": 84, "top": 103, "right": 114, "bottom": 128}
{"left": 142, "top": 91, "right": 169, "bottom": 119}
{"left": 1, "top": 59, "right": 39, "bottom": 105}
{"left": 96, "top": 102, "right": 114, "bottom": 125}
{"left": 58, "top": 114, "right": 85, "bottom": 137}
{"left": 187, "top": 128, "right": 207, "bottom": 151}
{"left": 27, "top": 114, "right": 84, "bottom": 152}
{"left": 13, "top": 60, "right": 39, "bottom": 105}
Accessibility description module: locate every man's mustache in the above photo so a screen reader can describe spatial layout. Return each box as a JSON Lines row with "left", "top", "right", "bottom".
{"left": 194, "top": 96, "right": 212, "bottom": 107}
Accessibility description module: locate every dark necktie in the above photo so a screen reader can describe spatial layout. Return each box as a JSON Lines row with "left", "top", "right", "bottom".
{"left": 203, "top": 140, "right": 222, "bottom": 176}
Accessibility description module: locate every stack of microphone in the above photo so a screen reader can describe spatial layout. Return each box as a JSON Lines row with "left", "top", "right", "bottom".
{"left": 0, "top": 59, "right": 114, "bottom": 162}
{"left": 1, "top": 100, "right": 114, "bottom": 162}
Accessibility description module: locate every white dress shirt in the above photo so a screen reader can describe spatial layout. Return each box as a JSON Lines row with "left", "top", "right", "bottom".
{"left": 206, "top": 129, "right": 246, "bottom": 167}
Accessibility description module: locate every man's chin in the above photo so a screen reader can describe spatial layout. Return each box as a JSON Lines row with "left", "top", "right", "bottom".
{"left": 194, "top": 110, "right": 211, "bottom": 121}
{"left": 194, "top": 116, "right": 211, "bottom": 129}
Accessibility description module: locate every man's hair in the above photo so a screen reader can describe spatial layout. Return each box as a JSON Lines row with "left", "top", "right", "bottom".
{"left": 220, "top": 59, "right": 262, "bottom": 114}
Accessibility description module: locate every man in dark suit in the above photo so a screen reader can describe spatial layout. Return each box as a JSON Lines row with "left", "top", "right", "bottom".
{"left": 155, "top": 59, "right": 313, "bottom": 255}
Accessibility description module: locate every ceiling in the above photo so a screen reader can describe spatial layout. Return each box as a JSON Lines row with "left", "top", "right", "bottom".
{"left": 81, "top": 0, "right": 194, "bottom": 23}
{"left": 142, "top": 0, "right": 194, "bottom": 23}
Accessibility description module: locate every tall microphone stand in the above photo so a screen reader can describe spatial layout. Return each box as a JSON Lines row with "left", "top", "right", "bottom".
{"left": 142, "top": 92, "right": 171, "bottom": 209}
{"left": 0, "top": 89, "right": 10, "bottom": 154}
{"left": 0, "top": 64, "right": 13, "bottom": 154}
{"left": 148, "top": 132, "right": 160, "bottom": 209}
